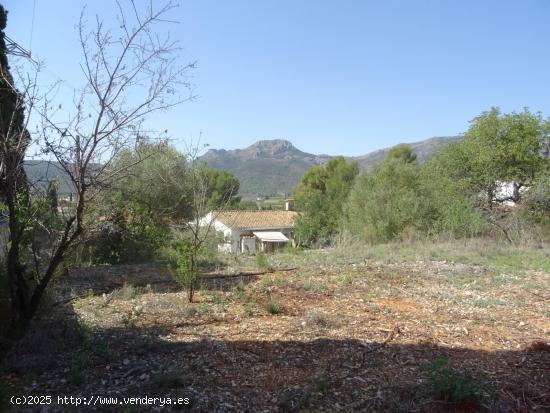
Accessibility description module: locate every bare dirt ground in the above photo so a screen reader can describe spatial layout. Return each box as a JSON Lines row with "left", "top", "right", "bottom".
{"left": 1, "top": 241, "right": 549, "bottom": 412}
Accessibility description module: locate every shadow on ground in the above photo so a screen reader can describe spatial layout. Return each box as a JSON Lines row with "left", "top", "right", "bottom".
{"left": 56, "top": 263, "right": 258, "bottom": 301}
{"left": 1, "top": 300, "right": 548, "bottom": 413}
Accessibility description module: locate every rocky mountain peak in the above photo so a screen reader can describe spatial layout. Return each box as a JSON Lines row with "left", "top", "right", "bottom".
{"left": 247, "top": 139, "right": 296, "bottom": 157}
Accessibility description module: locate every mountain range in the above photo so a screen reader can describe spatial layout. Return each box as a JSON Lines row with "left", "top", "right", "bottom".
{"left": 200, "top": 136, "right": 461, "bottom": 197}
{"left": 23, "top": 136, "right": 461, "bottom": 198}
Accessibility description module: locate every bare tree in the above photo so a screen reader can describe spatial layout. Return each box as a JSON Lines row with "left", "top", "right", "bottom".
{"left": 1, "top": 0, "right": 193, "bottom": 331}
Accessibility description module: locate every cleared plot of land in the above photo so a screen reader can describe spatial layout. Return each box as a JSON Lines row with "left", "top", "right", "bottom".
{"left": 2, "top": 241, "right": 549, "bottom": 412}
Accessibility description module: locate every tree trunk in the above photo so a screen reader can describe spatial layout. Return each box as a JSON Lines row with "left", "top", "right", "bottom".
{"left": 512, "top": 181, "right": 522, "bottom": 204}
{"left": 6, "top": 199, "right": 31, "bottom": 333}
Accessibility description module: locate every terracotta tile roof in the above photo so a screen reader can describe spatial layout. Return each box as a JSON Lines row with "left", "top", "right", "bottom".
{"left": 214, "top": 210, "right": 298, "bottom": 229}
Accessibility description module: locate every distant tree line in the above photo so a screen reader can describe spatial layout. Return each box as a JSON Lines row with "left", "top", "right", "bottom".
{"left": 293, "top": 107, "right": 550, "bottom": 246}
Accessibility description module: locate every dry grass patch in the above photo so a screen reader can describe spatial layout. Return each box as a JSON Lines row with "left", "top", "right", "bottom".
{"left": 2, "top": 240, "right": 549, "bottom": 412}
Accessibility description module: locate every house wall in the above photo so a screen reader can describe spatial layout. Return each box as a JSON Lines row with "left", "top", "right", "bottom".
{"left": 241, "top": 236, "right": 256, "bottom": 254}
{"left": 199, "top": 212, "right": 234, "bottom": 253}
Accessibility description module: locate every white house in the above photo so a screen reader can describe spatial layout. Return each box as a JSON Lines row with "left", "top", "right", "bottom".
{"left": 199, "top": 210, "right": 298, "bottom": 254}
{"left": 494, "top": 181, "right": 528, "bottom": 206}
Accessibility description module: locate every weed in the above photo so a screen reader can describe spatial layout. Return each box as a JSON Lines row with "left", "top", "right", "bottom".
{"left": 182, "top": 303, "right": 209, "bottom": 317}
{"left": 261, "top": 275, "right": 272, "bottom": 290}
{"left": 305, "top": 311, "right": 333, "bottom": 328}
{"left": 231, "top": 281, "right": 246, "bottom": 303}
{"left": 341, "top": 273, "right": 354, "bottom": 286}
{"left": 281, "top": 244, "right": 304, "bottom": 255}
{"left": 120, "top": 311, "right": 134, "bottom": 327}
{"left": 265, "top": 298, "right": 282, "bottom": 314}
{"left": 426, "top": 357, "right": 492, "bottom": 408}
{"left": 242, "top": 301, "right": 257, "bottom": 317}
{"left": 369, "top": 304, "right": 381, "bottom": 314}
{"left": 274, "top": 277, "right": 289, "bottom": 288}
{"left": 256, "top": 252, "right": 273, "bottom": 271}
{"left": 114, "top": 283, "right": 140, "bottom": 300}
{"left": 69, "top": 354, "right": 86, "bottom": 386}
{"left": 313, "top": 372, "right": 330, "bottom": 393}
{"left": 68, "top": 324, "right": 94, "bottom": 386}
{"left": 302, "top": 277, "right": 314, "bottom": 291}
{"left": 302, "top": 278, "right": 327, "bottom": 293}
{"left": 473, "top": 298, "right": 506, "bottom": 308}
{"left": 152, "top": 367, "right": 190, "bottom": 389}
{"left": 209, "top": 293, "right": 225, "bottom": 304}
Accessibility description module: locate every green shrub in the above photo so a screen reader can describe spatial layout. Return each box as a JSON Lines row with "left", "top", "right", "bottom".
{"left": 80, "top": 209, "right": 167, "bottom": 265}
{"left": 344, "top": 158, "right": 485, "bottom": 243}
{"left": 280, "top": 244, "right": 303, "bottom": 255}
{"left": 426, "top": 357, "right": 491, "bottom": 407}
{"left": 265, "top": 298, "right": 282, "bottom": 314}
{"left": 524, "top": 170, "right": 550, "bottom": 226}
{"left": 341, "top": 273, "right": 354, "bottom": 286}
{"left": 152, "top": 367, "right": 190, "bottom": 389}
{"left": 294, "top": 157, "right": 359, "bottom": 246}
{"left": 255, "top": 252, "right": 272, "bottom": 271}
{"left": 231, "top": 281, "right": 246, "bottom": 303}
{"left": 166, "top": 239, "right": 196, "bottom": 299}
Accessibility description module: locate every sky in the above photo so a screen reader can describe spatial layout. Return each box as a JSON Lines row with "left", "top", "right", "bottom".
{"left": 4, "top": 0, "right": 550, "bottom": 156}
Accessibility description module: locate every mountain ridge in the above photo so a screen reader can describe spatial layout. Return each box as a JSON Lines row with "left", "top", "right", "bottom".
{"left": 200, "top": 136, "right": 461, "bottom": 197}
{"left": 22, "top": 136, "right": 462, "bottom": 198}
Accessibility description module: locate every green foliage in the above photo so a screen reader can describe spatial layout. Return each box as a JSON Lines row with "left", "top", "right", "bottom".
{"left": 387, "top": 144, "right": 417, "bottom": 163}
{"left": 345, "top": 158, "right": 485, "bottom": 242}
{"left": 431, "top": 108, "right": 548, "bottom": 205}
{"left": 88, "top": 143, "right": 241, "bottom": 264}
{"left": 108, "top": 142, "right": 193, "bottom": 218}
{"left": 524, "top": 169, "right": 550, "bottom": 224}
{"left": 294, "top": 157, "right": 359, "bottom": 246}
{"left": 88, "top": 142, "right": 191, "bottom": 264}
{"left": 341, "top": 273, "right": 354, "bottom": 286}
{"left": 69, "top": 324, "right": 93, "bottom": 387}
{"left": 255, "top": 252, "right": 272, "bottom": 271}
{"left": 167, "top": 239, "right": 196, "bottom": 291}
{"left": 45, "top": 180, "right": 59, "bottom": 213}
{"left": 204, "top": 167, "right": 241, "bottom": 208}
{"left": 468, "top": 108, "right": 543, "bottom": 186}
{"left": 265, "top": 297, "right": 282, "bottom": 314}
{"left": 427, "top": 357, "right": 491, "bottom": 407}
{"left": 89, "top": 201, "right": 168, "bottom": 264}
{"left": 233, "top": 199, "right": 258, "bottom": 210}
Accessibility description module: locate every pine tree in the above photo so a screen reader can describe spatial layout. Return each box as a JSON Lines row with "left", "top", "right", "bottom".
{"left": 0, "top": 4, "right": 32, "bottom": 332}
{"left": 46, "top": 181, "right": 59, "bottom": 214}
